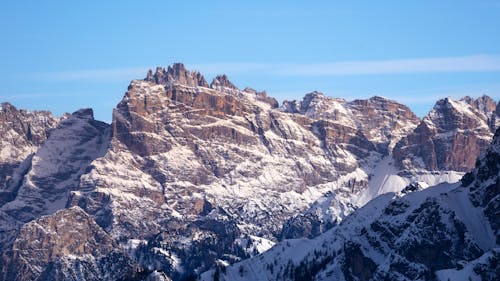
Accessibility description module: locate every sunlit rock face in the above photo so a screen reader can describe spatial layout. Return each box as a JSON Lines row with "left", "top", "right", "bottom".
{"left": 394, "top": 96, "right": 499, "bottom": 172}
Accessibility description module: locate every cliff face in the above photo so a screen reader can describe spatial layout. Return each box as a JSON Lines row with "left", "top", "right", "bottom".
{"left": 0, "top": 207, "right": 136, "bottom": 281}
{"left": 394, "top": 96, "right": 499, "bottom": 172}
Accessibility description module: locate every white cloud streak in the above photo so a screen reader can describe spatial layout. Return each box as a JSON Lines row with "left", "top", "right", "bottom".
{"left": 34, "top": 67, "right": 148, "bottom": 81}
{"left": 194, "top": 55, "right": 500, "bottom": 76}
{"left": 33, "top": 55, "right": 500, "bottom": 81}
{"left": 272, "top": 55, "right": 500, "bottom": 76}
{"left": 0, "top": 93, "right": 71, "bottom": 99}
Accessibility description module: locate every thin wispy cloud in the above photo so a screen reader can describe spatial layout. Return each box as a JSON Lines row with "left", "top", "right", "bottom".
{"left": 32, "top": 54, "right": 500, "bottom": 82}
{"left": 34, "top": 67, "right": 148, "bottom": 81}
{"left": 0, "top": 93, "right": 71, "bottom": 100}
{"left": 272, "top": 55, "right": 500, "bottom": 76}
{"left": 195, "top": 55, "right": 500, "bottom": 76}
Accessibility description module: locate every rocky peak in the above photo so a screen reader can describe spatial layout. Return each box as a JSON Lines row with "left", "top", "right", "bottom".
{"left": 394, "top": 96, "right": 498, "bottom": 172}
{"left": 301, "top": 91, "right": 326, "bottom": 110}
{"left": 429, "top": 96, "right": 493, "bottom": 131}
{"left": 0, "top": 102, "right": 16, "bottom": 113}
{"left": 145, "top": 63, "right": 209, "bottom": 88}
{"left": 281, "top": 93, "right": 420, "bottom": 154}
{"left": 0, "top": 104, "right": 61, "bottom": 207}
{"left": 462, "top": 95, "right": 497, "bottom": 115}
{"left": 0, "top": 206, "right": 136, "bottom": 281}
{"left": 71, "top": 108, "right": 94, "bottom": 120}
{"left": 243, "top": 87, "right": 279, "bottom": 108}
{"left": 210, "top": 74, "right": 238, "bottom": 90}
{"left": 0, "top": 107, "right": 111, "bottom": 222}
{"left": 347, "top": 96, "right": 420, "bottom": 154}
{"left": 0, "top": 103, "right": 60, "bottom": 157}
{"left": 282, "top": 91, "right": 332, "bottom": 117}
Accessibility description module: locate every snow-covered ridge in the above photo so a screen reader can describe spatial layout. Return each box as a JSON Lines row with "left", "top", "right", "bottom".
{"left": 200, "top": 128, "right": 500, "bottom": 281}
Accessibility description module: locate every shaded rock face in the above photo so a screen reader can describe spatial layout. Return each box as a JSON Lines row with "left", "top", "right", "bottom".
{"left": 394, "top": 96, "right": 499, "bottom": 172}
{"left": 0, "top": 108, "right": 112, "bottom": 262}
{"left": 0, "top": 109, "right": 111, "bottom": 223}
{"left": 0, "top": 207, "right": 136, "bottom": 281}
{"left": 0, "top": 103, "right": 61, "bottom": 205}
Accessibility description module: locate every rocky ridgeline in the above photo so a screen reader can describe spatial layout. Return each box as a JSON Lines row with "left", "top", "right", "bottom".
{"left": 0, "top": 63, "right": 498, "bottom": 280}
{"left": 394, "top": 95, "right": 498, "bottom": 172}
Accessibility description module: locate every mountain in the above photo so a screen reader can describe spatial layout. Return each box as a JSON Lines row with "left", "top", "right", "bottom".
{"left": 0, "top": 108, "right": 112, "bottom": 276}
{"left": 0, "top": 63, "right": 497, "bottom": 280}
{"left": 200, "top": 127, "right": 500, "bottom": 281}
{"left": 65, "top": 64, "right": 432, "bottom": 278}
{"left": 0, "top": 207, "right": 138, "bottom": 281}
{"left": 355, "top": 95, "right": 499, "bottom": 207}
{"left": 394, "top": 96, "right": 498, "bottom": 172}
{"left": 0, "top": 103, "right": 62, "bottom": 205}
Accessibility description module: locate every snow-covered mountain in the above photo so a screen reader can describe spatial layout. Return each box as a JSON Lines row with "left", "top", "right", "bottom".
{"left": 0, "top": 63, "right": 498, "bottom": 280}
{"left": 0, "top": 103, "right": 63, "bottom": 205}
{"left": 200, "top": 127, "right": 500, "bottom": 281}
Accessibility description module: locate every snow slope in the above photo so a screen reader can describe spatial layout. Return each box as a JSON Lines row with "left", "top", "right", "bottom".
{"left": 200, "top": 128, "right": 500, "bottom": 281}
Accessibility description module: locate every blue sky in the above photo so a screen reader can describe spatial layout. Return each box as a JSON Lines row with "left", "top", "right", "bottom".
{"left": 1, "top": 1, "right": 499, "bottom": 122}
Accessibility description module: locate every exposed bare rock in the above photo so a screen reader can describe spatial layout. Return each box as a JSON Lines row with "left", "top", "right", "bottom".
{"left": 394, "top": 96, "right": 498, "bottom": 172}
{"left": 0, "top": 108, "right": 111, "bottom": 259}
{"left": 0, "top": 207, "right": 136, "bottom": 281}
{"left": 210, "top": 74, "right": 238, "bottom": 90}
{"left": 145, "top": 63, "right": 209, "bottom": 88}
{"left": 1, "top": 108, "right": 111, "bottom": 223}
{"left": 282, "top": 94, "right": 420, "bottom": 154}
{"left": 347, "top": 96, "right": 420, "bottom": 154}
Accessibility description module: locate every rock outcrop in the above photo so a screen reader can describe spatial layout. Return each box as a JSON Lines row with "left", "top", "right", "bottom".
{"left": 145, "top": 63, "right": 209, "bottom": 88}
{"left": 394, "top": 96, "right": 499, "bottom": 172}
{"left": 0, "top": 207, "right": 137, "bottom": 281}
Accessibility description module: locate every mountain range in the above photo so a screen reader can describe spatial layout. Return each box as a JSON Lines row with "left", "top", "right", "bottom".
{"left": 0, "top": 63, "right": 498, "bottom": 281}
